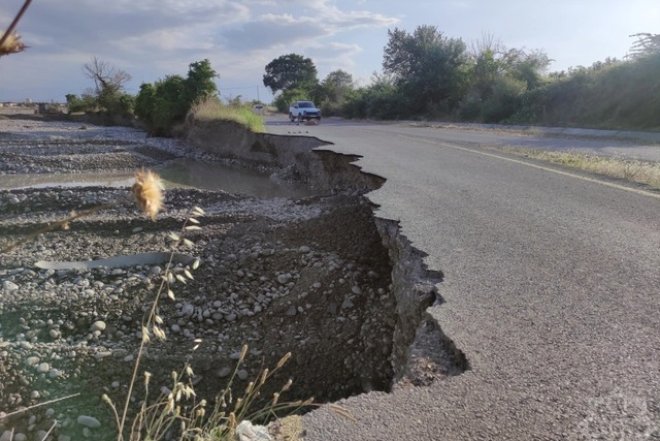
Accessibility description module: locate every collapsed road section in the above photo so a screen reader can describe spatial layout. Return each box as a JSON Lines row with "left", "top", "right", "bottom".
{"left": 0, "top": 118, "right": 466, "bottom": 441}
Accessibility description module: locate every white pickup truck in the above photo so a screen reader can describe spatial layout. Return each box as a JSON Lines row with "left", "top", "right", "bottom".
{"left": 289, "top": 100, "right": 322, "bottom": 123}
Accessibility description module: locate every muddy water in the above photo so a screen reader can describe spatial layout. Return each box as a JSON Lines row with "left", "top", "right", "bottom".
{"left": 0, "top": 159, "right": 315, "bottom": 198}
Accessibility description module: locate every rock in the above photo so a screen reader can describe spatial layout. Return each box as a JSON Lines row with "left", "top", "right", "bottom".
{"left": 13, "top": 433, "right": 26, "bottom": 441}
{"left": 236, "top": 420, "right": 272, "bottom": 441}
{"left": 77, "top": 415, "right": 101, "bottom": 429}
{"left": 351, "top": 286, "right": 362, "bottom": 295}
{"left": 299, "top": 246, "right": 311, "bottom": 253}
{"left": 2, "top": 281, "right": 19, "bottom": 291}
{"left": 90, "top": 321, "right": 106, "bottom": 332}
{"left": 286, "top": 306, "right": 297, "bottom": 316}
{"left": 216, "top": 367, "right": 232, "bottom": 378}
{"left": 37, "top": 362, "right": 50, "bottom": 373}
{"left": 237, "top": 369, "right": 249, "bottom": 381}
{"left": 277, "top": 273, "right": 291, "bottom": 285}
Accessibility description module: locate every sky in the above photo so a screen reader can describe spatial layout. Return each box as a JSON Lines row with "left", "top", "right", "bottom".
{"left": 0, "top": 0, "right": 658, "bottom": 103}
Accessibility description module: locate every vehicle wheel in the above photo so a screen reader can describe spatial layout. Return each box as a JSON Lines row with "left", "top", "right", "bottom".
{"left": 289, "top": 113, "right": 295, "bottom": 122}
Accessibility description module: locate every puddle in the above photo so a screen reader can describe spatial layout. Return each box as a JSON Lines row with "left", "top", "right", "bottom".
{"left": 158, "top": 159, "right": 315, "bottom": 198}
{"left": 0, "top": 159, "right": 315, "bottom": 198}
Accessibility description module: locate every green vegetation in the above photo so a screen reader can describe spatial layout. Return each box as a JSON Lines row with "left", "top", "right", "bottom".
{"left": 65, "top": 58, "right": 264, "bottom": 137}
{"left": 65, "top": 57, "right": 135, "bottom": 121}
{"left": 264, "top": 30, "right": 660, "bottom": 131}
{"left": 189, "top": 97, "right": 265, "bottom": 133}
{"left": 512, "top": 53, "right": 660, "bottom": 129}
{"left": 135, "top": 59, "right": 218, "bottom": 135}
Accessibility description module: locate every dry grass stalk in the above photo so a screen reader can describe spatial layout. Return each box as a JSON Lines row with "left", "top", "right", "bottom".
{"left": 0, "top": 32, "right": 25, "bottom": 56}
{"left": 132, "top": 169, "right": 164, "bottom": 220}
{"left": 0, "top": 0, "right": 32, "bottom": 57}
{"left": 503, "top": 147, "right": 660, "bottom": 190}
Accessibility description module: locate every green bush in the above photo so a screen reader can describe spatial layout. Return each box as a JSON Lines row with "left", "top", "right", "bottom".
{"left": 135, "top": 59, "right": 219, "bottom": 135}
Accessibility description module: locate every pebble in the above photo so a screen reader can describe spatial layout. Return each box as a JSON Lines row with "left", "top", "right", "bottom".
{"left": 2, "top": 281, "right": 19, "bottom": 291}
{"left": 236, "top": 420, "right": 272, "bottom": 441}
{"left": 90, "top": 321, "right": 106, "bottom": 332}
{"left": 351, "top": 286, "right": 362, "bottom": 295}
{"left": 277, "top": 273, "right": 291, "bottom": 285}
{"left": 216, "top": 367, "right": 232, "bottom": 378}
{"left": 237, "top": 369, "right": 249, "bottom": 380}
{"left": 37, "top": 362, "right": 50, "bottom": 373}
{"left": 77, "top": 415, "right": 101, "bottom": 429}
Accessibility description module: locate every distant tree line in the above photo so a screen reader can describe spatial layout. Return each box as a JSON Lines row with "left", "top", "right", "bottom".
{"left": 263, "top": 28, "right": 660, "bottom": 129}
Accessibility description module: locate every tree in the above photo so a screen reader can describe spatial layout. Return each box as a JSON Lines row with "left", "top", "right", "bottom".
{"left": 83, "top": 57, "right": 131, "bottom": 96}
{"left": 263, "top": 53, "right": 318, "bottom": 94}
{"left": 134, "top": 83, "right": 156, "bottom": 125}
{"left": 134, "top": 59, "right": 220, "bottom": 135}
{"left": 185, "top": 59, "right": 218, "bottom": 105}
{"left": 321, "top": 70, "right": 354, "bottom": 103}
{"left": 80, "top": 57, "right": 134, "bottom": 117}
{"left": 629, "top": 33, "right": 660, "bottom": 59}
{"left": 383, "top": 25, "right": 469, "bottom": 114}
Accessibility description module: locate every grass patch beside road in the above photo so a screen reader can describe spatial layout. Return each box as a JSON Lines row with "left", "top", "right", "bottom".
{"left": 502, "top": 147, "right": 660, "bottom": 190}
{"left": 190, "top": 98, "right": 265, "bottom": 133}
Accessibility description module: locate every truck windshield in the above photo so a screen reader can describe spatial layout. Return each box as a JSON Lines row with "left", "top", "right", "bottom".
{"left": 298, "top": 102, "right": 314, "bottom": 108}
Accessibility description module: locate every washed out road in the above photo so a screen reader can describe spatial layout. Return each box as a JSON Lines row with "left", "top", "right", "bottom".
{"left": 268, "top": 119, "right": 660, "bottom": 440}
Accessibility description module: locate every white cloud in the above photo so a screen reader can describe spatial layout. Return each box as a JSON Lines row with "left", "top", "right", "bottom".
{"left": 219, "top": 1, "right": 397, "bottom": 51}
{"left": 0, "top": 0, "right": 397, "bottom": 101}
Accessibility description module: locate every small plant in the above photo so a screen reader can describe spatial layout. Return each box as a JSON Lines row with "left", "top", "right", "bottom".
{"left": 104, "top": 345, "right": 313, "bottom": 441}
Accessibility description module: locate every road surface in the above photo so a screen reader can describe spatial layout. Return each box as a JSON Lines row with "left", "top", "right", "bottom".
{"left": 268, "top": 119, "right": 660, "bottom": 440}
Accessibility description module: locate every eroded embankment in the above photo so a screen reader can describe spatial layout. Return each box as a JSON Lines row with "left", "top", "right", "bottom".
{"left": 185, "top": 118, "right": 468, "bottom": 382}
{"left": 0, "top": 119, "right": 466, "bottom": 441}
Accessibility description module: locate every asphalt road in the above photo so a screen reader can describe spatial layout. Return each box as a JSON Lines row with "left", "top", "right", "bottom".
{"left": 267, "top": 119, "right": 660, "bottom": 440}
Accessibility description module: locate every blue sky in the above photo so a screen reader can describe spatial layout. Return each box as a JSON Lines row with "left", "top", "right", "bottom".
{"left": 1, "top": 0, "right": 658, "bottom": 103}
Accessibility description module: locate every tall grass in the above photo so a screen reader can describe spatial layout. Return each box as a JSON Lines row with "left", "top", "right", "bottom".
{"left": 189, "top": 98, "right": 265, "bottom": 133}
